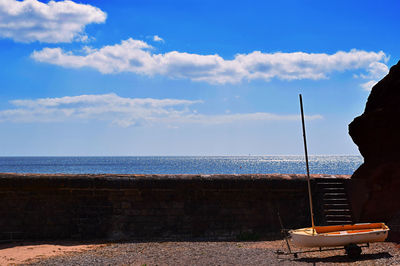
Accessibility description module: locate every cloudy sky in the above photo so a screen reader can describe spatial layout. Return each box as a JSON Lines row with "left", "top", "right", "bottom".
{"left": 0, "top": 0, "right": 399, "bottom": 156}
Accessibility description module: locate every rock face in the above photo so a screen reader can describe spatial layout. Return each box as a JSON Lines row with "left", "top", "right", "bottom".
{"left": 349, "top": 60, "right": 400, "bottom": 230}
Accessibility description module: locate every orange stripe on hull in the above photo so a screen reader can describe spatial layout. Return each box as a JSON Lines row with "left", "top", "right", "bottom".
{"left": 315, "top": 223, "right": 388, "bottom": 234}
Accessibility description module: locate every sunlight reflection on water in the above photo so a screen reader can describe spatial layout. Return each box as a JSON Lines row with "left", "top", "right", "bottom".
{"left": 0, "top": 155, "right": 362, "bottom": 175}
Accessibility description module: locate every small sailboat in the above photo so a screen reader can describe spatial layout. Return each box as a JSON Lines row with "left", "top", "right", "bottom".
{"left": 290, "top": 222, "right": 389, "bottom": 247}
{"left": 289, "top": 94, "right": 389, "bottom": 253}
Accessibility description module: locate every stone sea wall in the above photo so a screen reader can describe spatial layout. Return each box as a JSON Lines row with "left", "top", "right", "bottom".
{"left": 0, "top": 173, "right": 349, "bottom": 241}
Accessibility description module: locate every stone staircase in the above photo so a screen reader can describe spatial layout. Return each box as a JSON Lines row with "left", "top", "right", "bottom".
{"left": 317, "top": 179, "right": 353, "bottom": 225}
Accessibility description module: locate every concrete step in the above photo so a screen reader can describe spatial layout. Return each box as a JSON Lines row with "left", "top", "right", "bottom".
{"left": 323, "top": 200, "right": 349, "bottom": 206}
{"left": 322, "top": 187, "right": 345, "bottom": 191}
{"left": 318, "top": 185, "right": 345, "bottom": 188}
{"left": 317, "top": 182, "right": 345, "bottom": 185}
{"left": 323, "top": 193, "right": 346, "bottom": 199}
{"left": 324, "top": 203, "right": 350, "bottom": 208}
{"left": 326, "top": 214, "right": 352, "bottom": 220}
{"left": 317, "top": 181, "right": 345, "bottom": 185}
{"left": 324, "top": 209, "right": 351, "bottom": 213}
{"left": 326, "top": 220, "right": 353, "bottom": 225}
{"left": 323, "top": 198, "right": 348, "bottom": 201}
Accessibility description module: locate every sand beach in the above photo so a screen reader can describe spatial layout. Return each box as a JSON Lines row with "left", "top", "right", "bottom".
{"left": 0, "top": 240, "right": 399, "bottom": 265}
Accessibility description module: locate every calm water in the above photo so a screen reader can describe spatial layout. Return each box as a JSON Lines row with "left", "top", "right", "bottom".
{"left": 0, "top": 156, "right": 362, "bottom": 175}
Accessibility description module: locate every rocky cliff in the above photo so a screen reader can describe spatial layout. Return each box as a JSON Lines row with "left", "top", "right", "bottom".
{"left": 349, "top": 60, "right": 400, "bottom": 235}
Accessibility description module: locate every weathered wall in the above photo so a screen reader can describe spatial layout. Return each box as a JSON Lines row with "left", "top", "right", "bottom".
{"left": 0, "top": 173, "right": 348, "bottom": 241}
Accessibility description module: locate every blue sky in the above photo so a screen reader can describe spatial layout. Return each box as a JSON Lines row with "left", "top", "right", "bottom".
{"left": 0, "top": 0, "right": 399, "bottom": 156}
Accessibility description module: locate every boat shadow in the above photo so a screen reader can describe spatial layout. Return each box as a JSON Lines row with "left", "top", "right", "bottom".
{"left": 295, "top": 252, "right": 392, "bottom": 263}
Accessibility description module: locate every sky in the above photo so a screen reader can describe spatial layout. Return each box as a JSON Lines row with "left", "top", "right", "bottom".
{"left": 0, "top": 0, "right": 399, "bottom": 156}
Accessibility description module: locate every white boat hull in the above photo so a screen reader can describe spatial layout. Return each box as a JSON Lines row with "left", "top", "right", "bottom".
{"left": 290, "top": 223, "right": 389, "bottom": 247}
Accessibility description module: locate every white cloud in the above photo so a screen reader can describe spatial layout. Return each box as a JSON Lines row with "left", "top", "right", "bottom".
{"left": 360, "top": 80, "right": 379, "bottom": 91}
{"left": 365, "top": 62, "right": 389, "bottom": 79}
{"left": 358, "top": 62, "right": 389, "bottom": 91}
{"left": 166, "top": 112, "right": 322, "bottom": 126}
{"left": 0, "top": 93, "right": 322, "bottom": 127}
{"left": 32, "top": 38, "right": 388, "bottom": 85}
{"left": 0, "top": 0, "right": 106, "bottom": 43}
{"left": 153, "top": 35, "right": 164, "bottom": 42}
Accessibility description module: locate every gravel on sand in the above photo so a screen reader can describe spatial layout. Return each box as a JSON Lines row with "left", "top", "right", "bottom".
{"left": 22, "top": 240, "right": 400, "bottom": 266}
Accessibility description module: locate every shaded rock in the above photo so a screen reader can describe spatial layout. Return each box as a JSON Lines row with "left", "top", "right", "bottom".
{"left": 350, "top": 61, "right": 400, "bottom": 163}
{"left": 349, "top": 60, "right": 400, "bottom": 237}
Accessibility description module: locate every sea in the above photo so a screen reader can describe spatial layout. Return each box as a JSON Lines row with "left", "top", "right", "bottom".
{"left": 0, "top": 155, "right": 362, "bottom": 175}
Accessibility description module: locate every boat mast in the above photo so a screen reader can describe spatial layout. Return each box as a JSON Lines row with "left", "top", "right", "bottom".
{"left": 299, "top": 94, "right": 316, "bottom": 233}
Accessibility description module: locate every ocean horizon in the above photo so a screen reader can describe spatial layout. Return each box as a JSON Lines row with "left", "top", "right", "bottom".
{"left": 0, "top": 155, "right": 362, "bottom": 175}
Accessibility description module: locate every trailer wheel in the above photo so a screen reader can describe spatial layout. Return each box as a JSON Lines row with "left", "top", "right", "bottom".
{"left": 345, "top": 244, "right": 362, "bottom": 259}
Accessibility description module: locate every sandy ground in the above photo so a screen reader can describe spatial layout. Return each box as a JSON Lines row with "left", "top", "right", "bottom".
{"left": 1, "top": 240, "right": 399, "bottom": 265}
{"left": 0, "top": 242, "right": 104, "bottom": 265}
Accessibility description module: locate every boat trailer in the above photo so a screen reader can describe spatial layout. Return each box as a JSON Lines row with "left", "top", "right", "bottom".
{"left": 276, "top": 239, "right": 369, "bottom": 259}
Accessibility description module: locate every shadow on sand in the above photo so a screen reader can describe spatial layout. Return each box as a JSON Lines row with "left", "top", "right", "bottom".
{"left": 295, "top": 252, "right": 392, "bottom": 263}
